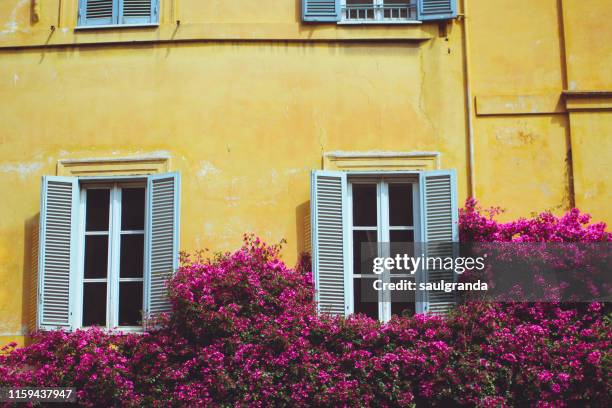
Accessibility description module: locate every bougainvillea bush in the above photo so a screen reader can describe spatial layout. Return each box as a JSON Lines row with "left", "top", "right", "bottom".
{"left": 458, "top": 198, "right": 612, "bottom": 304}
{"left": 1, "top": 201, "right": 611, "bottom": 407}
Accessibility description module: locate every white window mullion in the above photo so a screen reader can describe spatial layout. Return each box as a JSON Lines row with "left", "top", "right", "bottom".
{"left": 113, "top": 0, "right": 121, "bottom": 25}
{"left": 374, "top": 0, "right": 385, "bottom": 21}
{"left": 108, "top": 184, "right": 122, "bottom": 328}
{"left": 379, "top": 181, "right": 392, "bottom": 322}
{"left": 346, "top": 181, "right": 355, "bottom": 315}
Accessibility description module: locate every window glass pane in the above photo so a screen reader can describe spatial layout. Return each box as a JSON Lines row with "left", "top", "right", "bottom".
{"left": 389, "top": 183, "right": 413, "bottom": 226}
{"left": 390, "top": 230, "right": 414, "bottom": 243}
{"left": 390, "top": 277, "right": 415, "bottom": 317}
{"left": 347, "top": 0, "right": 374, "bottom": 19}
{"left": 84, "top": 235, "right": 108, "bottom": 279}
{"left": 354, "top": 278, "right": 378, "bottom": 319}
{"left": 120, "top": 234, "right": 144, "bottom": 278}
{"left": 86, "top": 189, "right": 110, "bottom": 231}
{"left": 389, "top": 235, "right": 416, "bottom": 274}
{"left": 353, "top": 230, "right": 378, "bottom": 275}
{"left": 83, "top": 282, "right": 107, "bottom": 326}
{"left": 384, "top": 0, "right": 409, "bottom": 19}
{"left": 119, "top": 282, "right": 143, "bottom": 326}
{"left": 352, "top": 184, "right": 377, "bottom": 226}
{"left": 121, "top": 188, "right": 145, "bottom": 230}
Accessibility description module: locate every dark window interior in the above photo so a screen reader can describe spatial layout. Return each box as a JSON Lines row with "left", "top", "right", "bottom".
{"left": 119, "top": 282, "right": 143, "bottom": 326}
{"left": 352, "top": 184, "right": 377, "bottom": 226}
{"left": 121, "top": 188, "right": 145, "bottom": 230}
{"left": 86, "top": 189, "right": 109, "bottom": 231}
{"left": 389, "top": 183, "right": 413, "bottom": 226}
{"left": 83, "top": 282, "right": 107, "bottom": 327}
{"left": 354, "top": 278, "right": 379, "bottom": 319}
{"left": 120, "top": 234, "right": 144, "bottom": 278}
{"left": 84, "top": 235, "right": 108, "bottom": 279}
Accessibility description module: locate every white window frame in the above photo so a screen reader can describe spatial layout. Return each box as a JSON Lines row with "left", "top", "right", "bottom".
{"left": 73, "top": 179, "right": 147, "bottom": 332}
{"left": 346, "top": 175, "right": 423, "bottom": 322}
{"left": 340, "top": 0, "right": 418, "bottom": 24}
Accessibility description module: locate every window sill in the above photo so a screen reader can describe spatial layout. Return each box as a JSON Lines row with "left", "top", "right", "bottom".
{"left": 338, "top": 20, "right": 422, "bottom": 25}
{"left": 72, "top": 326, "right": 145, "bottom": 334}
{"left": 112, "top": 327, "right": 145, "bottom": 334}
{"left": 75, "top": 23, "right": 159, "bottom": 31}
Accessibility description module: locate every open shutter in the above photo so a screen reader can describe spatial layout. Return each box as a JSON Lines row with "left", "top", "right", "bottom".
{"left": 311, "top": 170, "right": 349, "bottom": 316}
{"left": 28, "top": 215, "right": 40, "bottom": 333}
{"left": 417, "top": 0, "right": 457, "bottom": 21}
{"left": 38, "top": 176, "right": 79, "bottom": 330}
{"left": 145, "top": 173, "right": 180, "bottom": 320}
{"left": 420, "top": 170, "right": 458, "bottom": 314}
{"left": 79, "top": 0, "right": 116, "bottom": 26}
{"left": 303, "top": 0, "right": 340, "bottom": 22}
{"left": 120, "top": 0, "right": 159, "bottom": 25}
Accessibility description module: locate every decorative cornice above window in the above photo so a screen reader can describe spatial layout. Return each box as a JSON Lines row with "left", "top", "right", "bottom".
{"left": 57, "top": 155, "right": 170, "bottom": 177}
{"left": 323, "top": 151, "right": 440, "bottom": 171}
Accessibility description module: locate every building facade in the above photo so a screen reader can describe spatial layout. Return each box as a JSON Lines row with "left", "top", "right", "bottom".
{"left": 0, "top": 0, "right": 610, "bottom": 345}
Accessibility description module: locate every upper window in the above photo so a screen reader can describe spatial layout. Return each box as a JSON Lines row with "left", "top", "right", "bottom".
{"left": 78, "top": 0, "right": 159, "bottom": 27}
{"left": 343, "top": 0, "right": 416, "bottom": 23}
{"left": 302, "top": 0, "right": 457, "bottom": 23}
{"left": 37, "top": 173, "right": 180, "bottom": 331}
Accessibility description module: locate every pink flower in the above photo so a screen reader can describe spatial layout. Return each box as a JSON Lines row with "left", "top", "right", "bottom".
{"left": 502, "top": 353, "right": 517, "bottom": 363}
{"left": 538, "top": 370, "right": 553, "bottom": 383}
{"left": 586, "top": 351, "right": 601, "bottom": 365}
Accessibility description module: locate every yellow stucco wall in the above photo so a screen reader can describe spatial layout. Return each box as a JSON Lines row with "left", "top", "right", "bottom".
{"left": 468, "top": 0, "right": 570, "bottom": 218}
{"left": 0, "top": 1, "right": 609, "bottom": 345}
{"left": 568, "top": 111, "right": 612, "bottom": 223}
{"left": 561, "top": 0, "right": 612, "bottom": 91}
{"left": 560, "top": 0, "right": 612, "bottom": 225}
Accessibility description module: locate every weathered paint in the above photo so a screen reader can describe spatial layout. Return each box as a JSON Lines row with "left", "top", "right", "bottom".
{"left": 568, "top": 111, "right": 612, "bottom": 223}
{"left": 0, "top": 0, "right": 609, "bottom": 345}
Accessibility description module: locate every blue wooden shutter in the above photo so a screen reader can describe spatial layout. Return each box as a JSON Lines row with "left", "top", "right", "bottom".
{"left": 311, "top": 170, "right": 349, "bottom": 316}
{"left": 303, "top": 0, "right": 340, "bottom": 22}
{"left": 120, "top": 0, "right": 159, "bottom": 25}
{"left": 38, "top": 176, "right": 79, "bottom": 330}
{"left": 417, "top": 0, "right": 457, "bottom": 21}
{"left": 79, "top": 0, "right": 116, "bottom": 26}
{"left": 28, "top": 215, "right": 40, "bottom": 333}
{"left": 144, "top": 173, "right": 180, "bottom": 320}
{"left": 420, "top": 170, "right": 458, "bottom": 314}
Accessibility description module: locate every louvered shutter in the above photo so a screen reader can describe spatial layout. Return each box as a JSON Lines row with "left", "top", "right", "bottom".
{"left": 420, "top": 170, "right": 458, "bottom": 314}
{"left": 417, "top": 0, "right": 457, "bottom": 21}
{"left": 303, "top": 0, "right": 340, "bottom": 22}
{"left": 28, "top": 215, "right": 40, "bottom": 333}
{"left": 145, "top": 173, "right": 180, "bottom": 320}
{"left": 38, "top": 176, "right": 79, "bottom": 330}
{"left": 79, "top": 0, "right": 115, "bottom": 26}
{"left": 311, "top": 170, "right": 349, "bottom": 316}
{"left": 120, "top": 0, "right": 159, "bottom": 25}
